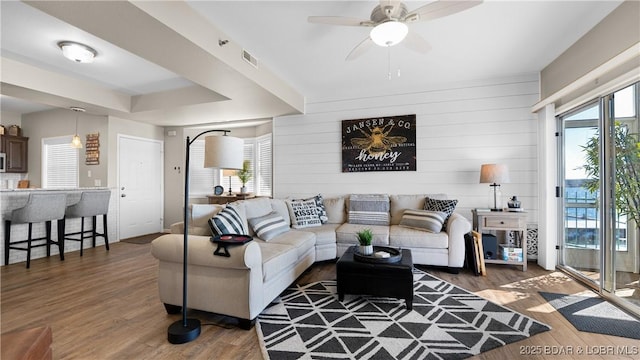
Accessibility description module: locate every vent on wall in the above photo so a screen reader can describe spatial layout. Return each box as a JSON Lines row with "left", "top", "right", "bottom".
{"left": 242, "top": 49, "right": 258, "bottom": 68}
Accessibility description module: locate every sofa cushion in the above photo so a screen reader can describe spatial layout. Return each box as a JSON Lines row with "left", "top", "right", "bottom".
{"left": 243, "top": 197, "right": 274, "bottom": 219}
{"left": 300, "top": 223, "right": 339, "bottom": 246}
{"left": 270, "top": 199, "right": 291, "bottom": 227}
{"left": 261, "top": 229, "right": 316, "bottom": 259}
{"left": 348, "top": 194, "right": 390, "bottom": 226}
{"left": 424, "top": 197, "right": 458, "bottom": 231}
{"left": 336, "top": 223, "right": 390, "bottom": 246}
{"left": 399, "top": 209, "right": 447, "bottom": 233}
{"left": 324, "top": 196, "right": 346, "bottom": 224}
{"left": 208, "top": 206, "right": 248, "bottom": 236}
{"left": 191, "top": 204, "right": 224, "bottom": 228}
{"left": 256, "top": 242, "right": 300, "bottom": 282}
{"left": 286, "top": 199, "right": 322, "bottom": 229}
{"left": 389, "top": 194, "right": 447, "bottom": 225}
{"left": 389, "top": 225, "right": 449, "bottom": 249}
{"left": 248, "top": 211, "right": 289, "bottom": 241}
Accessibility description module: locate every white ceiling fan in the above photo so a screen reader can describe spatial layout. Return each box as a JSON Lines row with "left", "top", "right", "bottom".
{"left": 308, "top": 0, "right": 483, "bottom": 61}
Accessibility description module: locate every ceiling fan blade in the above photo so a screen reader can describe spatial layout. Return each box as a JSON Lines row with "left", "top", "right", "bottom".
{"left": 308, "top": 16, "right": 373, "bottom": 27}
{"left": 346, "top": 37, "right": 374, "bottom": 61}
{"left": 405, "top": 0, "right": 482, "bottom": 23}
{"left": 402, "top": 31, "right": 432, "bottom": 54}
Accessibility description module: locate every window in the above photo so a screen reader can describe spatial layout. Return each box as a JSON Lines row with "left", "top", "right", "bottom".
{"left": 42, "top": 136, "right": 79, "bottom": 188}
{"left": 190, "top": 134, "right": 272, "bottom": 197}
{"left": 256, "top": 134, "right": 272, "bottom": 197}
{"left": 189, "top": 139, "right": 219, "bottom": 196}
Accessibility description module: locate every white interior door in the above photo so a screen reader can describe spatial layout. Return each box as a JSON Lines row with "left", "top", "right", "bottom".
{"left": 118, "top": 135, "right": 163, "bottom": 239}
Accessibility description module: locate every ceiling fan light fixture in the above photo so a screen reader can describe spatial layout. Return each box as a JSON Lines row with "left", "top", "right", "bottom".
{"left": 370, "top": 21, "right": 408, "bottom": 47}
{"left": 58, "top": 41, "right": 97, "bottom": 63}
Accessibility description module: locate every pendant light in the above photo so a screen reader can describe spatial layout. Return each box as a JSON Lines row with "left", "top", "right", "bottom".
{"left": 70, "top": 107, "right": 85, "bottom": 149}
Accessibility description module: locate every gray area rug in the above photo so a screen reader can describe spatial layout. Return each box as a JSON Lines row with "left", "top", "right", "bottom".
{"left": 257, "top": 269, "right": 550, "bottom": 359}
{"left": 540, "top": 292, "right": 640, "bottom": 340}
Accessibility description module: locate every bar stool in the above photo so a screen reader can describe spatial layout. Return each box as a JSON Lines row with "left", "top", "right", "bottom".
{"left": 59, "top": 190, "right": 111, "bottom": 256}
{"left": 4, "top": 193, "right": 67, "bottom": 268}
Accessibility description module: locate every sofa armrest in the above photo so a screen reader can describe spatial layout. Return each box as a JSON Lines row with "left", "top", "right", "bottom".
{"left": 151, "top": 234, "right": 261, "bottom": 270}
{"left": 446, "top": 212, "right": 472, "bottom": 268}
{"left": 169, "top": 222, "right": 185, "bottom": 234}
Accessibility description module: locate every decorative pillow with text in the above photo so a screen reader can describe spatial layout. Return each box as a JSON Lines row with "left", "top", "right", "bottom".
{"left": 286, "top": 199, "right": 322, "bottom": 229}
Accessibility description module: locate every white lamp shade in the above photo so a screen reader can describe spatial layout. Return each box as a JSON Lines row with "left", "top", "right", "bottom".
{"left": 370, "top": 21, "right": 409, "bottom": 47}
{"left": 479, "top": 164, "right": 510, "bottom": 184}
{"left": 204, "top": 135, "right": 243, "bottom": 170}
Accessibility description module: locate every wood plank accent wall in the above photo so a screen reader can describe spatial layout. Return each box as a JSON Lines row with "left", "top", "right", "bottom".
{"left": 273, "top": 74, "right": 540, "bottom": 224}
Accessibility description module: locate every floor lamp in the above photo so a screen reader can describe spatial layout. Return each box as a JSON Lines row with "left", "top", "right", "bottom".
{"left": 168, "top": 129, "right": 243, "bottom": 344}
{"left": 479, "top": 163, "right": 510, "bottom": 211}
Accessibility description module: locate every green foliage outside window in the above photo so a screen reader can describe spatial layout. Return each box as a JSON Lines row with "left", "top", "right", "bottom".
{"left": 582, "top": 122, "right": 640, "bottom": 227}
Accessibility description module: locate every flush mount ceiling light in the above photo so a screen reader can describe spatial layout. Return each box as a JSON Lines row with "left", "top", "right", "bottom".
{"left": 58, "top": 41, "right": 97, "bottom": 63}
{"left": 369, "top": 21, "right": 409, "bottom": 47}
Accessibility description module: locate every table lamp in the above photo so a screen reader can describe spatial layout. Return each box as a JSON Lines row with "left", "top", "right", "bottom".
{"left": 222, "top": 169, "right": 236, "bottom": 195}
{"left": 479, "top": 163, "right": 510, "bottom": 211}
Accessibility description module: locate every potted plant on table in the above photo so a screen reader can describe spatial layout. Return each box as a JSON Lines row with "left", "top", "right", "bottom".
{"left": 356, "top": 228, "right": 374, "bottom": 255}
{"left": 236, "top": 160, "right": 252, "bottom": 194}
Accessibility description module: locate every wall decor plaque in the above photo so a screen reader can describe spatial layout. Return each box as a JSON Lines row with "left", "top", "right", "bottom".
{"left": 342, "top": 114, "right": 416, "bottom": 172}
{"left": 85, "top": 133, "right": 100, "bottom": 165}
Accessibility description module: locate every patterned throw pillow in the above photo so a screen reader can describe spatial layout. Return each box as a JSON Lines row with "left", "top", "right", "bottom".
{"left": 287, "top": 199, "right": 322, "bottom": 229}
{"left": 399, "top": 209, "right": 448, "bottom": 233}
{"left": 348, "top": 194, "right": 390, "bottom": 226}
{"left": 424, "top": 197, "right": 458, "bottom": 231}
{"left": 248, "top": 211, "right": 289, "bottom": 241}
{"left": 312, "top": 194, "right": 329, "bottom": 224}
{"left": 208, "top": 206, "right": 248, "bottom": 236}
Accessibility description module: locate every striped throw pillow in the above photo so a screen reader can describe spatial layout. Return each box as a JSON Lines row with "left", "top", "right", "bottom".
{"left": 424, "top": 197, "right": 458, "bottom": 231}
{"left": 208, "top": 206, "right": 248, "bottom": 236}
{"left": 248, "top": 211, "right": 289, "bottom": 241}
{"left": 399, "top": 209, "right": 448, "bottom": 233}
{"left": 348, "top": 194, "right": 390, "bottom": 226}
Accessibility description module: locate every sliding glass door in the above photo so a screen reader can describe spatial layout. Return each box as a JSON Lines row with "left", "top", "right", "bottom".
{"left": 558, "top": 82, "right": 640, "bottom": 315}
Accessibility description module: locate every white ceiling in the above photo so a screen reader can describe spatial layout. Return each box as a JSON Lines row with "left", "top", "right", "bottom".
{"left": 0, "top": 0, "right": 623, "bottom": 126}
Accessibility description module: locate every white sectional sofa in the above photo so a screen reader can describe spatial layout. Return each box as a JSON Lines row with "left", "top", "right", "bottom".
{"left": 151, "top": 194, "right": 471, "bottom": 328}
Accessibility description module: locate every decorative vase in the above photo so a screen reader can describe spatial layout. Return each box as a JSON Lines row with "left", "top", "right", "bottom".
{"left": 508, "top": 196, "right": 521, "bottom": 209}
{"left": 359, "top": 245, "right": 373, "bottom": 256}
{"left": 240, "top": 186, "right": 247, "bottom": 194}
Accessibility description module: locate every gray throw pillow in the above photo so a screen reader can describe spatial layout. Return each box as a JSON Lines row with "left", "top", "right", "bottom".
{"left": 399, "top": 209, "right": 447, "bottom": 233}
{"left": 248, "top": 211, "right": 289, "bottom": 241}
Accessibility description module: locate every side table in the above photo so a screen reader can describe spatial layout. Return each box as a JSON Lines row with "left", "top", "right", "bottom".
{"left": 472, "top": 209, "right": 528, "bottom": 271}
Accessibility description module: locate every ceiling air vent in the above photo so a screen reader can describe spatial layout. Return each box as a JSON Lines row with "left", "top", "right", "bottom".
{"left": 242, "top": 49, "right": 258, "bottom": 68}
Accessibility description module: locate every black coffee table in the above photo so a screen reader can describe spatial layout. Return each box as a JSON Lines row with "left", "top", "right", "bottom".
{"left": 336, "top": 246, "right": 414, "bottom": 310}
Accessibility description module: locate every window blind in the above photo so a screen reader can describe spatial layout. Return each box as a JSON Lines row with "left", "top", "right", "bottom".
{"left": 43, "top": 136, "right": 78, "bottom": 188}
{"left": 189, "top": 140, "right": 217, "bottom": 195}
{"left": 256, "top": 134, "right": 272, "bottom": 197}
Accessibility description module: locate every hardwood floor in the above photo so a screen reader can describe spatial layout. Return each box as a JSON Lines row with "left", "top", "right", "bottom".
{"left": 2, "top": 242, "right": 639, "bottom": 359}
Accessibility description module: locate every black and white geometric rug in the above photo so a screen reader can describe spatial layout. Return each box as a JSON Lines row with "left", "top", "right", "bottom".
{"left": 257, "top": 270, "right": 550, "bottom": 359}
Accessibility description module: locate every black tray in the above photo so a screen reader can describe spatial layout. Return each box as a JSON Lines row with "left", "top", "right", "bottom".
{"left": 210, "top": 234, "right": 253, "bottom": 257}
{"left": 354, "top": 246, "right": 402, "bottom": 264}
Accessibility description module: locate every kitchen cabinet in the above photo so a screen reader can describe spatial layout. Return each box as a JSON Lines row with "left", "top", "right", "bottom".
{"left": 1, "top": 135, "right": 29, "bottom": 173}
